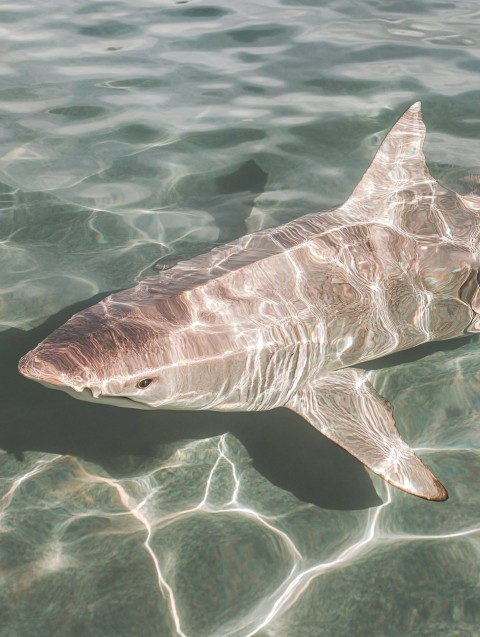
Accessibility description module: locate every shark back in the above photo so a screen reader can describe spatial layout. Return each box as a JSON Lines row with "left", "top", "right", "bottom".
{"left": 119, "top": 102, "right": 479, "bottom": 312}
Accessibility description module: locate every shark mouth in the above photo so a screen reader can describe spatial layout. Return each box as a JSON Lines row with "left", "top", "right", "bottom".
{"left": 35, "top": 380, "right": 154, "bottom": 410}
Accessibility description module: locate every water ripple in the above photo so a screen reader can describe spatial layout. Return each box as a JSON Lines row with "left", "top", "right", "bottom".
{"left": 3, "top": 0, "right": 480, "bottom": 634}
{"left": 7, "top": 341, "right": 480, "bottom": 634}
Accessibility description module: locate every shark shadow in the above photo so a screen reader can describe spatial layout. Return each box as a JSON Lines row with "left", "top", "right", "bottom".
{"left": 0, "top": 295, "right": 381, "bottom": 511}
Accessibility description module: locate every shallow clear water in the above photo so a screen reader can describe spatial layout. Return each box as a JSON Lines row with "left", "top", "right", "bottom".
{"left": 2, "top": 1, "right": 480, "bottom": 635}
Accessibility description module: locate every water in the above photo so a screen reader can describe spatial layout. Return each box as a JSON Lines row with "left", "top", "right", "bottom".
{"left": 2, "top": 0, "right": 480, "bottom": 635}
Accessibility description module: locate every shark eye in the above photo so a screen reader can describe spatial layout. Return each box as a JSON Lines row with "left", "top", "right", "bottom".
{"left": 137, "top": 378, "right": 153, "bottom": 389}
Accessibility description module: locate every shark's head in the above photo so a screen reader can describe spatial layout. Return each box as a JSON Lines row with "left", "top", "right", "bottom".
{"left": 18, "top": 294, "right": 232, "bottom": 411}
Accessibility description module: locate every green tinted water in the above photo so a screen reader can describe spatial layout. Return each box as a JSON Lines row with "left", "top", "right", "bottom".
{"left": 2, "top": 1, "right": 480, "bottom": 635}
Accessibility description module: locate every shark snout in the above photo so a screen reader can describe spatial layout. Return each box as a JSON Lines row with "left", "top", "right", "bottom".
{"left": 18, "top": 349, "right": 60, "bottom": 384}
{"left": 18, "top": 345, "right": 90, "bottom": 390}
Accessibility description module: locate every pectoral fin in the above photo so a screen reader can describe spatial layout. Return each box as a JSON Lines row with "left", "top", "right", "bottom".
{"left": 287, "top": 368, "right": 447, "bottom": 501}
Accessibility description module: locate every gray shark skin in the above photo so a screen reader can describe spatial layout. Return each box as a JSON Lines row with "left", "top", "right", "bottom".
{"left": 18, "top": 103, "right": 480, "bottom": 501}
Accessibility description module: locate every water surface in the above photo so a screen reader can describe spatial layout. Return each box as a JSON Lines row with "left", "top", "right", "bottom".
{"left": 2, "top": 0, "right": 480, "bottom": 635}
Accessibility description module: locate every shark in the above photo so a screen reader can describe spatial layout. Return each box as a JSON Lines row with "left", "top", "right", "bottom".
{"left": 18, "top": 103, "right": 480, "bottom": 501}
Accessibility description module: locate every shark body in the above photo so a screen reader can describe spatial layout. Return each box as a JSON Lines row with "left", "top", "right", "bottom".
{"left": 19, "top": 103, "right": 480, "bottom": 501}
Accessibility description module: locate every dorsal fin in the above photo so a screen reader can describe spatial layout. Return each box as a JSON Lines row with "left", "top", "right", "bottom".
{"left": 342, "top": 102, "right": 436, "bottom": 221}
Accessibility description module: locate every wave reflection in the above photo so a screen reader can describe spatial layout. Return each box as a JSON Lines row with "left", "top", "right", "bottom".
{"left": 3, "top": 323, "right": 480, "bottom": 637}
